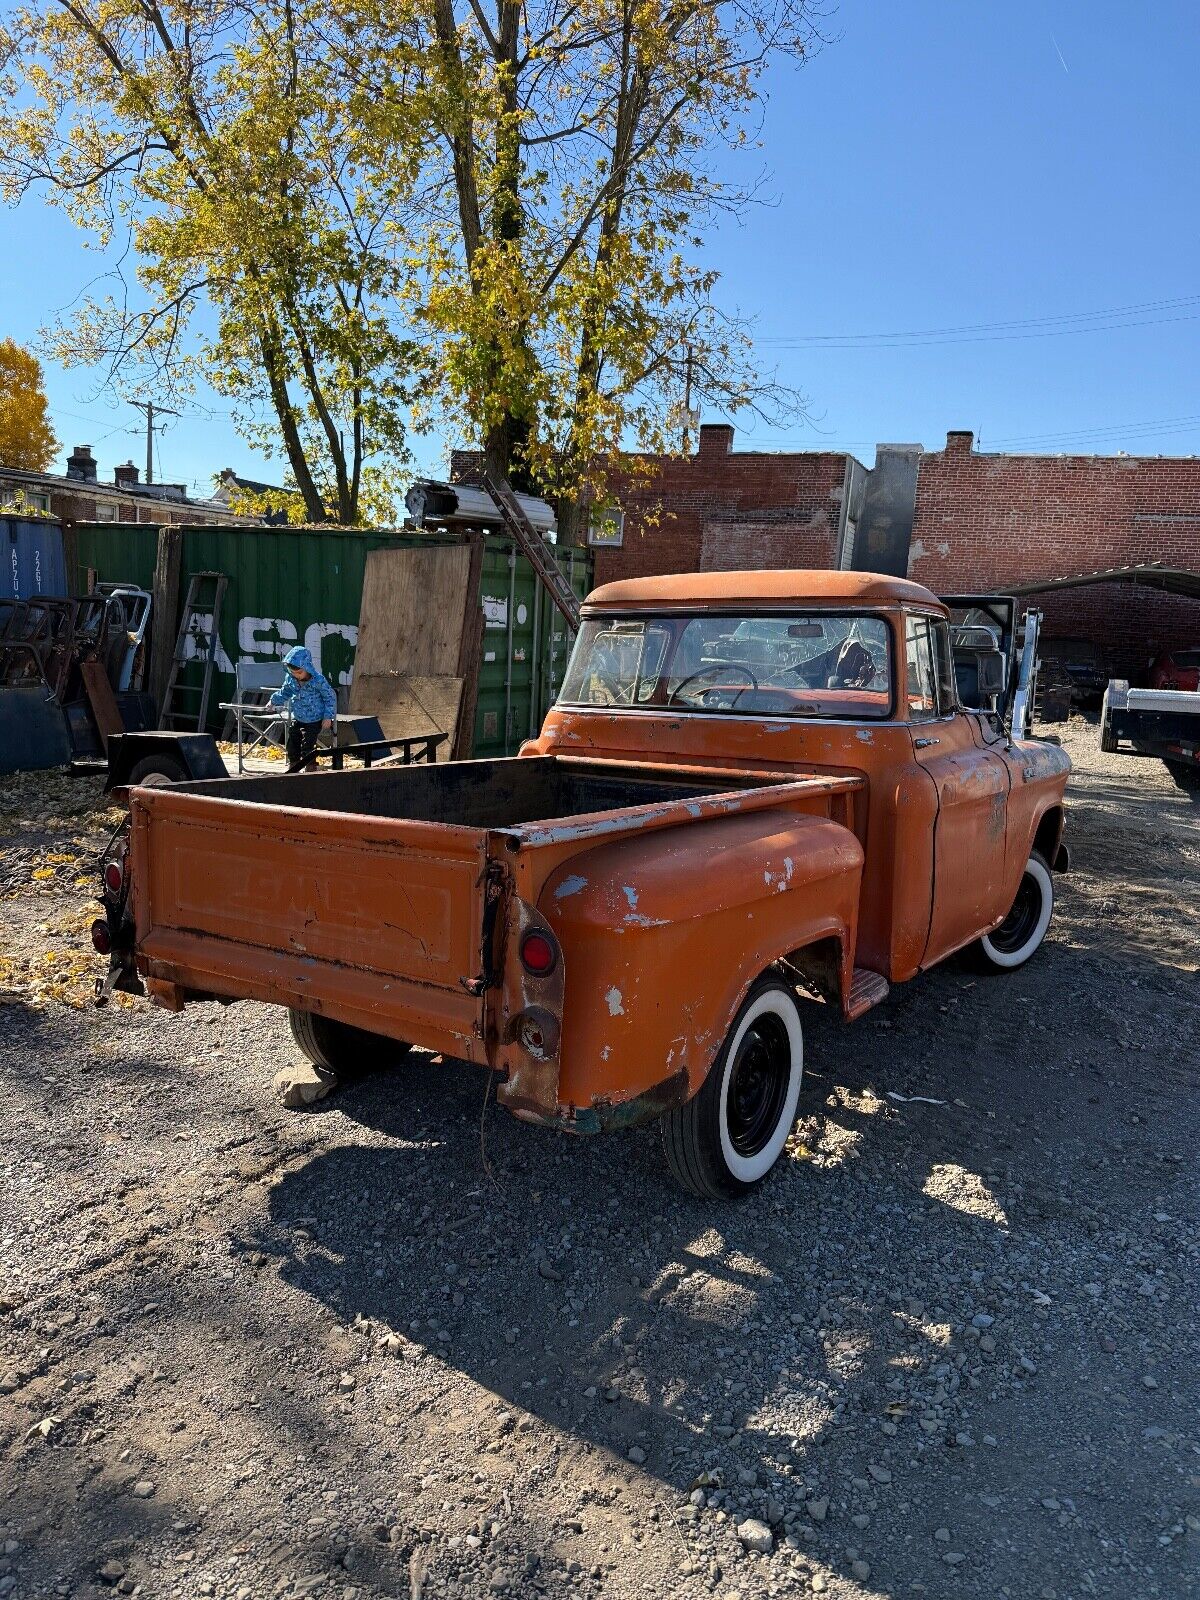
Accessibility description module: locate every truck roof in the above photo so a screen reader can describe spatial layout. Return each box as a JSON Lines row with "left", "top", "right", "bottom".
{"left": 584, "top": 569, "right": 946, "bottom": 613}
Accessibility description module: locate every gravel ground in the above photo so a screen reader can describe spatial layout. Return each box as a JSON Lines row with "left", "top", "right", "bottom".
{"left": 1, "top": 719, "right": 1197, "bottom": 1600}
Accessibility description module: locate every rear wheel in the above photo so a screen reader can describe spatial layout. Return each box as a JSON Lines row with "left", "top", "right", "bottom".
{"left": 127, "top": 753, "right": 188, "bottom": 786}
{"left": 661, "top": 974, "right": 804, "bottom": 1200}
{"left": 974, "top": 850, "right": 1054, "bottom": 972}
{"left": 287, "top": 1008, "right": 411, "bottom": 1076}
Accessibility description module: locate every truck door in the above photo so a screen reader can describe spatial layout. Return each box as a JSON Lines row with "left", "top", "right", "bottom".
{"left": 904, "top": 613, "right": 1012, "bottom": 967}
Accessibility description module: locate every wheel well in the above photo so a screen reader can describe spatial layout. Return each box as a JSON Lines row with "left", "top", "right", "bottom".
{"left": 106, "top": 732, "right": 227, "bottom": 790}
{"left": 1033, "top": 806, "right": 1066, "bottom": 869}
{"left": 780, "top": 935, "right": 843, "bottom": 1005}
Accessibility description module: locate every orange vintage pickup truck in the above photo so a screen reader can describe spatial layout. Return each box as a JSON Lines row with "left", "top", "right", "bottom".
{"left": 96, "top": 571, "right": 1070, "bottom": 1198}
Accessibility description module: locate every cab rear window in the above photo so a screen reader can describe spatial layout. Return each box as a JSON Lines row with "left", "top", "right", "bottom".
{"left": 558, "top": 614, "right": 893, "bottom": 718}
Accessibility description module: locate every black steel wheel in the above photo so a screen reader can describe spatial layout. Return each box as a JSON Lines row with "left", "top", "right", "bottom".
{"left": 725, "top": 1011, "right": 793, "bottom": 1160}
{"left": 127, "top": 754, "right": 188, "bottom": 787}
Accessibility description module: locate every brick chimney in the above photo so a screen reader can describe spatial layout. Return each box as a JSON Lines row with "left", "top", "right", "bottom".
{"left": 66, "top": 444, "right": 98, "bottom": 482}
{"left": 945, "top": 430, "right": 974, "bottom": 457}
{"left": 114, "top": 460, "right": 139, "bottom": 487}
{"left": 698, "top": 423, "right": 735, "bottom": 456}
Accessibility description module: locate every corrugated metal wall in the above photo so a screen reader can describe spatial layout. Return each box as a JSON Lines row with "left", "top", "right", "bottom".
{"left": 73, "top": 522, "right": 590, "bottom": 755}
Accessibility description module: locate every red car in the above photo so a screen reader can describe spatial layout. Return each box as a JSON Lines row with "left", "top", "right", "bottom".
{"left": 1149, "top": 648, "right": 1200, "bottom": 693}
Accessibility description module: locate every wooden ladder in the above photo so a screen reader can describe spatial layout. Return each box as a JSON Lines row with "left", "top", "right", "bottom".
{"left": 481, "top": 470, "right": 581, "bottom": 630}
{"left": 158, "top": 571, "right": 228, "bottom": 732}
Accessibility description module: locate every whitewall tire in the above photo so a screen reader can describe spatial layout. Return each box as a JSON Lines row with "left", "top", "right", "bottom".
{"left": 976, "top": 851, "right": 1054, "bottom": 972}
{"left": 662, "top": 974, "right": 804, "bottom": 1199}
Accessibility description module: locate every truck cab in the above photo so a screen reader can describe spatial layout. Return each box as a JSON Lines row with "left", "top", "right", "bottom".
{"left": 527, "top": 571, "right": 1068, "bottom": 986}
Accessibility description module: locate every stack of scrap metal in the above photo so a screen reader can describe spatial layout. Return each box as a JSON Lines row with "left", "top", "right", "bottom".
{"left": 0, "top": 587, "right": 154, "bottom": 775}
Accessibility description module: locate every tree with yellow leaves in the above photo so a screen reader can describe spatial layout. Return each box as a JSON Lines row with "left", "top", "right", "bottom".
{"left": 0, "top": 0, "right": 421, "bottom": 524}
{"left": 0, "top": 338, "right": 58, "bottom": 471}
{"left": 355, "top": 0, "right": 820, "bottom": 531}
{"left": 1, "top": 0, "right": 819, "bottom": 532}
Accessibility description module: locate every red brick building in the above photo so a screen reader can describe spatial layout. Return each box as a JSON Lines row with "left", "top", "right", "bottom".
{"left": 582, "top": 425, "right": 1200, "bottom": 677}
{"left": 593, "top": 424, "right": 866, "bottom": 585}
{"left": 907, "top": 431, "right": 1200, "bottom": 675}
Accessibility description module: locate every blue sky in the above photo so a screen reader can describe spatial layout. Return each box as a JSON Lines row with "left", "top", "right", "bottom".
{"left": 2, "top": 0, "right": 1198, "bottom": 491}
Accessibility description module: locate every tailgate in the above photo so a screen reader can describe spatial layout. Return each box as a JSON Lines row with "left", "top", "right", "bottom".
{"left": 128, "top": 787, "right": 489, "bottom": 1056}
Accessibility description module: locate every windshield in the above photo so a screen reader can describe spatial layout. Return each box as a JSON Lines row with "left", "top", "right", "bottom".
{"left": 558, "top": 613, "right": 893, "bottom": 718}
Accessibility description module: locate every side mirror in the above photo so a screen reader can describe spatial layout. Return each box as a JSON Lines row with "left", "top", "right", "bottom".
{"left": 975, "top": 650, "right": 1006, "bottom": 697}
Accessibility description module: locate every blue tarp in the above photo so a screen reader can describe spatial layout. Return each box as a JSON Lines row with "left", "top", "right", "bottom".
{"left": 3, "top": 514, "right": 67, "bottom": 600}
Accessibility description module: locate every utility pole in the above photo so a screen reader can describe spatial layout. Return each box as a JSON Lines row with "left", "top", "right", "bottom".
{"left": 682, "top": 345, "right": 695, "bottom": 455}
{"left": 130, "top": 400, "right": 179, "bottom": 484}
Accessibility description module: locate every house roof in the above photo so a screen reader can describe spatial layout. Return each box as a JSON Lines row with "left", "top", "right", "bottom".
{"left": 584, "top": 569, "right": 945, "bottom": 612}
{"left": 216, "top": 469, "right": 287, "bottom": 497}
{"left": 0, "top": 461, "right": 253, "bottom": 520}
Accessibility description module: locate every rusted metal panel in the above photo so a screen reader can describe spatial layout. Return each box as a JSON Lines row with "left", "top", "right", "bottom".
{"left": 587, "top": 569, "right": 946, "bottom": 613}
{"left": 129, "top": 784, "right": 490, "bottom": 1057}
{"left": 541, "top": 809, "right": 863, "bottom": 1115}
{"left": 912, "top": 716, "right": 1012, "bottom": 967}
{"left": 140, "top": 929, "right": 486, "bottom": 1060}
{"left": 78, "top": 659, "right": 123, "bottom": 746}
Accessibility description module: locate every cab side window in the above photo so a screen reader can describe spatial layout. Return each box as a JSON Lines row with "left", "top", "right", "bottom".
{"left": 905, "top": 615, "right": 938, "bottom": 722}
{"left": 931, "top": 619, "right": 958, "bottom": 713}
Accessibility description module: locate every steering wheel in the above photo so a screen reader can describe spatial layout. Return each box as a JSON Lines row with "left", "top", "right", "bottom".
{"left": 587, "top": 669, "right": 633, "bottom": 705}
{"left": 669, "top": 662, "right": 759, "bottom": 709}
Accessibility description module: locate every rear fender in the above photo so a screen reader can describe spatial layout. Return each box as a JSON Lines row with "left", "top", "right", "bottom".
{"left": 542, "top": 809, "right": 863, "bottom": 1124}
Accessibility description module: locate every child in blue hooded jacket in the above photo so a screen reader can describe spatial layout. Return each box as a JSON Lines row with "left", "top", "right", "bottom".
{"left": 270, "top": 645, "right": 338, "bottom": 773}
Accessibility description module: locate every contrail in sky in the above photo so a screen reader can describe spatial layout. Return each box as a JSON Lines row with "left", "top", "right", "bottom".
{"left": 1051, "top": 32, "right": 1070, "bottom": 73}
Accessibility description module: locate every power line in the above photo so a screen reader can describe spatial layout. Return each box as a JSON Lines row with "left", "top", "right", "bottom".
{"left": 987, "top": 413, "right": 1200, "bottom": 447}
{"left": 733, "top": 412, "right": 1200, "bottom": 455}
{"left": 757, "top": 293, "right": 1200, "bottom": 349}
{"left": 49, "top": 405, "right": 123, "bottom": 427}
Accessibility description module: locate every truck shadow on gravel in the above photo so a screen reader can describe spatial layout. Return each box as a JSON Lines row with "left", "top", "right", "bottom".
{"left": 245, "top": 942, "right": 1141, "bottom": 1590}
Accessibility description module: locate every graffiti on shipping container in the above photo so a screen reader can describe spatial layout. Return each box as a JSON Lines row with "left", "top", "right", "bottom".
{"left": 182, "top": 615, "right": 360, "bottom": 685}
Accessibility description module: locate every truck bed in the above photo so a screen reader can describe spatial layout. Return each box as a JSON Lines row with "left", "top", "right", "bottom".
{"left": 169, "top": 754, "right": 763, "bottom": 826}
{"left": 127, "top": 754, "right": 861, "bottom": 1061}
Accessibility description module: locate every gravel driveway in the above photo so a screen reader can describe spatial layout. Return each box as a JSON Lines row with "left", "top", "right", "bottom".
{"left": 1, "top": 720, "right": 1197, "bottom": 1600}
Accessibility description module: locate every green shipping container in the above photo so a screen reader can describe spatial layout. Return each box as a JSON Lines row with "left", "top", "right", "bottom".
{"left": 73, "top": 522, "right": 591, "bottom": 757}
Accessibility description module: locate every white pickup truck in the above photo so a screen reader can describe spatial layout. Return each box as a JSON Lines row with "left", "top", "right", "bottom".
{"left": 1101, "top": 681, "right": 1200, "bottom": 786}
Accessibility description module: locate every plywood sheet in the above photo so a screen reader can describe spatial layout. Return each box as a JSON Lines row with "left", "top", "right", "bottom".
{"left": 355, "top": 544, "right": 473, "bottom": 681}
{"left": 350, "top": 673, "right": 463, "bottom": 760}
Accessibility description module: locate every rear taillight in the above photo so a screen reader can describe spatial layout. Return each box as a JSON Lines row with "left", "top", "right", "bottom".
{"left": 520, "top": 930, "right": 558, "bottom": 976}
{"left": 91, "top": 919, "right": 112, "bottom": 955}
{"left": 104, "top": 859, "right": 124, "bottom": 896}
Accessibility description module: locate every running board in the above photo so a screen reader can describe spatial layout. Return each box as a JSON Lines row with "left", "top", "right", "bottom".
{"left": 845, "top": 967, "right": 889, "bottom": 1020}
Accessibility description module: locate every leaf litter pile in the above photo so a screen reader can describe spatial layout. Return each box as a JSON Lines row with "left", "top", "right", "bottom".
{"left": 0, "top": 769, "right": 129, "bottom": 1009}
